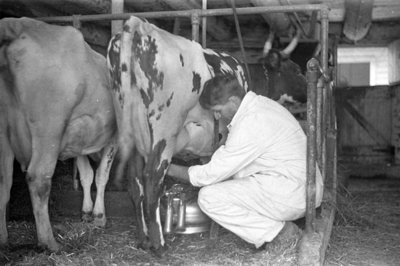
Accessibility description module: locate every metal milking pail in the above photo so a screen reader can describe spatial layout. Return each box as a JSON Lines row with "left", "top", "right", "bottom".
{"left": 161, "top": 183, "right": 211, "bottom": 234}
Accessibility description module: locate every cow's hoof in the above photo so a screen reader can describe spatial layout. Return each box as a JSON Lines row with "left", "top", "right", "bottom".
{"left": 38, "top": 240, "right": 61, "bottom": 253}
{"left": 0, "top": 238, "right": 8, "bottom": 248}
{"left": 81, "top": 212, "right": 93, "bottom": 223}
{"left": 151, "top": 245, "right": 167, "bottom": 258}
{"left": 137, "top": 239, "right": 152, "bottom": 251}
{"left": 0, "top": 241, "right": 8, "bottom": 251}
{"left": 93, "top": 214, "right": 106, "bottom": 228}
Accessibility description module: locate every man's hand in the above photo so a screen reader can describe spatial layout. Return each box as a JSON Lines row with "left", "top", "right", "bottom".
{"left": 167, "top": 163, "right": 191, "bottom": 184}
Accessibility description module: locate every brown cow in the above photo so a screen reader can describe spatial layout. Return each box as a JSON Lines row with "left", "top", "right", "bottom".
{"left": 259, "top": 30, "right": 308, "bottom": 116}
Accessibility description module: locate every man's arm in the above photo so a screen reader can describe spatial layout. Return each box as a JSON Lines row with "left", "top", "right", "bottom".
{"left": 167, "top": 164, "right": 191, "bottom": 184}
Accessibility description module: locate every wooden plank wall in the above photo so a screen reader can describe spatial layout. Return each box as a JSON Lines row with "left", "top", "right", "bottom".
{"left": 391, "top": 83, "right": 400, "bottom": 163}
{"left": 335, "top": 86, "right": 392, "bottom": 164}
{"left": 388, "top": 39, "right": 400, "bottom": 163}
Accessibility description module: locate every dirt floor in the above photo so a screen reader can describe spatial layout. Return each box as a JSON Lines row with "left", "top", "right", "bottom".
{"left": 1, "top": 164, "right": 400, "bottom": 265}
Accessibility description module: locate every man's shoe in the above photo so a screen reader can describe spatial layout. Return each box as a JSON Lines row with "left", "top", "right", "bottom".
{"left": 266, "top": 222, "right": 301, "bottom": 251}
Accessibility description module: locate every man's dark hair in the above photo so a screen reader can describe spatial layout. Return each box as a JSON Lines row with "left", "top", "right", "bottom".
{"left": 199, "top": 74, "right": 246, "bottom": 109}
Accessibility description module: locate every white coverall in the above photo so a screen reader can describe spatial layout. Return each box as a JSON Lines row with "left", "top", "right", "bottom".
{"left": 188, "top": 91, "right": 324, "bottom": 248}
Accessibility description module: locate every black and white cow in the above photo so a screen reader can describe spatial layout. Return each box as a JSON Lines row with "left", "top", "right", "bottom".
{"left": 107, "top": 16, "right": 248, "bottom": 254}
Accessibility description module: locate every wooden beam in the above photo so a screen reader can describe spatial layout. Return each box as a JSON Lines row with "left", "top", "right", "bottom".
{"left": 343, "top": 0, "right": 373, "bottom": 42}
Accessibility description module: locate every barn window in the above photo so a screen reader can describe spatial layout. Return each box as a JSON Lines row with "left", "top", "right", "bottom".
{"left": 337, "top": 47, "right": 389, "bottom": 87}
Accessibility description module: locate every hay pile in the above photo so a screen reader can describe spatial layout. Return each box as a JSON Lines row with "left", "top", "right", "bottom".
{"left": 325, "top": 177, "right": 400, "bottom": 266}
{"left": 1, "top": 218, "right": 300, "bottom": 266}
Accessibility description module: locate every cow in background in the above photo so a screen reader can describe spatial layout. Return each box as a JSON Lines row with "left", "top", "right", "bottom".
{"left": 258, "top": 30, "right": 308, "bottom": 118}
{"left": 0, "top": 17, "right": 117, "bottom": 251}
{"left": 107, "top": 16, "right": 247, "bottom": 254}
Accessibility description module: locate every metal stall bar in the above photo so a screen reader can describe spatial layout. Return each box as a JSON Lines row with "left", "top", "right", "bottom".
{"left": 321, "top": 8, "right": 330, "bottom": 183}
{"left": 202, "top": 0, "right": 207, "bottom": 48}
{"left": 37, "top": 5, "right": 327, "bottom": 23}
{"left": 320, "top": 8, "right": 337, "bottom": 265}
{"left": 305, "top": 58, "right": 320, "bottom": 233}
{"left": 191, "top": 11, "right": 201, "bottom": 42}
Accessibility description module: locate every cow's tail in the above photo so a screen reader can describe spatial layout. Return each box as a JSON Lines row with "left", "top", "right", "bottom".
{"left": 111, "top": 17, "right": 136, "bottom": 189}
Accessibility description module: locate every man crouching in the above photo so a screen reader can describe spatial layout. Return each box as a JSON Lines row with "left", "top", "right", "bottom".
{"left": 167, "top": 74, "right": 323, "bottom": 249}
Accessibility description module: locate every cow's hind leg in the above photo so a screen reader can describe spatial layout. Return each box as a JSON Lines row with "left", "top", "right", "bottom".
{"left": 0, "top": 139, "right": 13, "bottom": 247}
{"left": 126, "top": 150, "right": 151, "bottom": 249}
{"left": 142, "top": 140, "right": 171, "bottom": 256}
{"left": 76, "top": 156, "right": 94, "bottom": 222}
{"left": 92, "top": 144, "right": 116, "bottom": 227}
{"left": 26, "top": 153, "right": 60, "bottom": 251}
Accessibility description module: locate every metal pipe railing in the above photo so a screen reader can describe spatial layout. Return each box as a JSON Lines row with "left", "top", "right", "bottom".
{"left": 321, "top": 9, "right": 330, "bottom": 185}
{"left": 191, "top": 12, "right": 200, "bottom": 42}
{"left": 37, "top": 4, "right": 329, "bottom": 23}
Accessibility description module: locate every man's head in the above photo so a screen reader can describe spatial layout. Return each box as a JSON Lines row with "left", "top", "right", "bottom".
{"left": 199, "top": 74, "right": 246, "bottom": 123}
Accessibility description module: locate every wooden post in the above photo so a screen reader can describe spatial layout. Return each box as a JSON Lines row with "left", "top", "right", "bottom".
{"left": 111, "top": 0, "right": 124, "bottom": 36}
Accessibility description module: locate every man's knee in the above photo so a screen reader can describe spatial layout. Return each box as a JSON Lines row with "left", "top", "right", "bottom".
{"left": 197, "top": 185, "right": 219, "bottom": 214}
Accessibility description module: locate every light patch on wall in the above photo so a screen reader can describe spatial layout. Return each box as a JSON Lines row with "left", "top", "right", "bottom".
{"left": 338, "top": 47, "right": 389, "bottom": 86}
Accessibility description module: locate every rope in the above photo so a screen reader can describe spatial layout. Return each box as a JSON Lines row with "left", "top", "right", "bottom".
{"left": 230, "top": 0, "right": 252, "bottom": 90}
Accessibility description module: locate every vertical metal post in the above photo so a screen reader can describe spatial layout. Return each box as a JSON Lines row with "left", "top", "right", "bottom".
{"left": 191, "top": 12, "right": 200, "bottom": 42}
{"left": 321, "top": 8, "right": 330, "bottom": 183}
{"left": 111, "top": 0, "right": 124, "bottom": 36}
{"left": 305, "top": 58, "right": 321, "bottom": 233}
{"left": 72, "top": 14, "right": 81, "bottom": 30}
{"left": 202, "top": 0, "right": 207, "bottom": 47}
{"left": 173, "top": 17, "right": 181, "bottom": 35}
{"left": 191, "top": 8, "right": 220, "bottom": 239}
{"left": 316, "top": 76, "right": 323, "bottom": 173}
